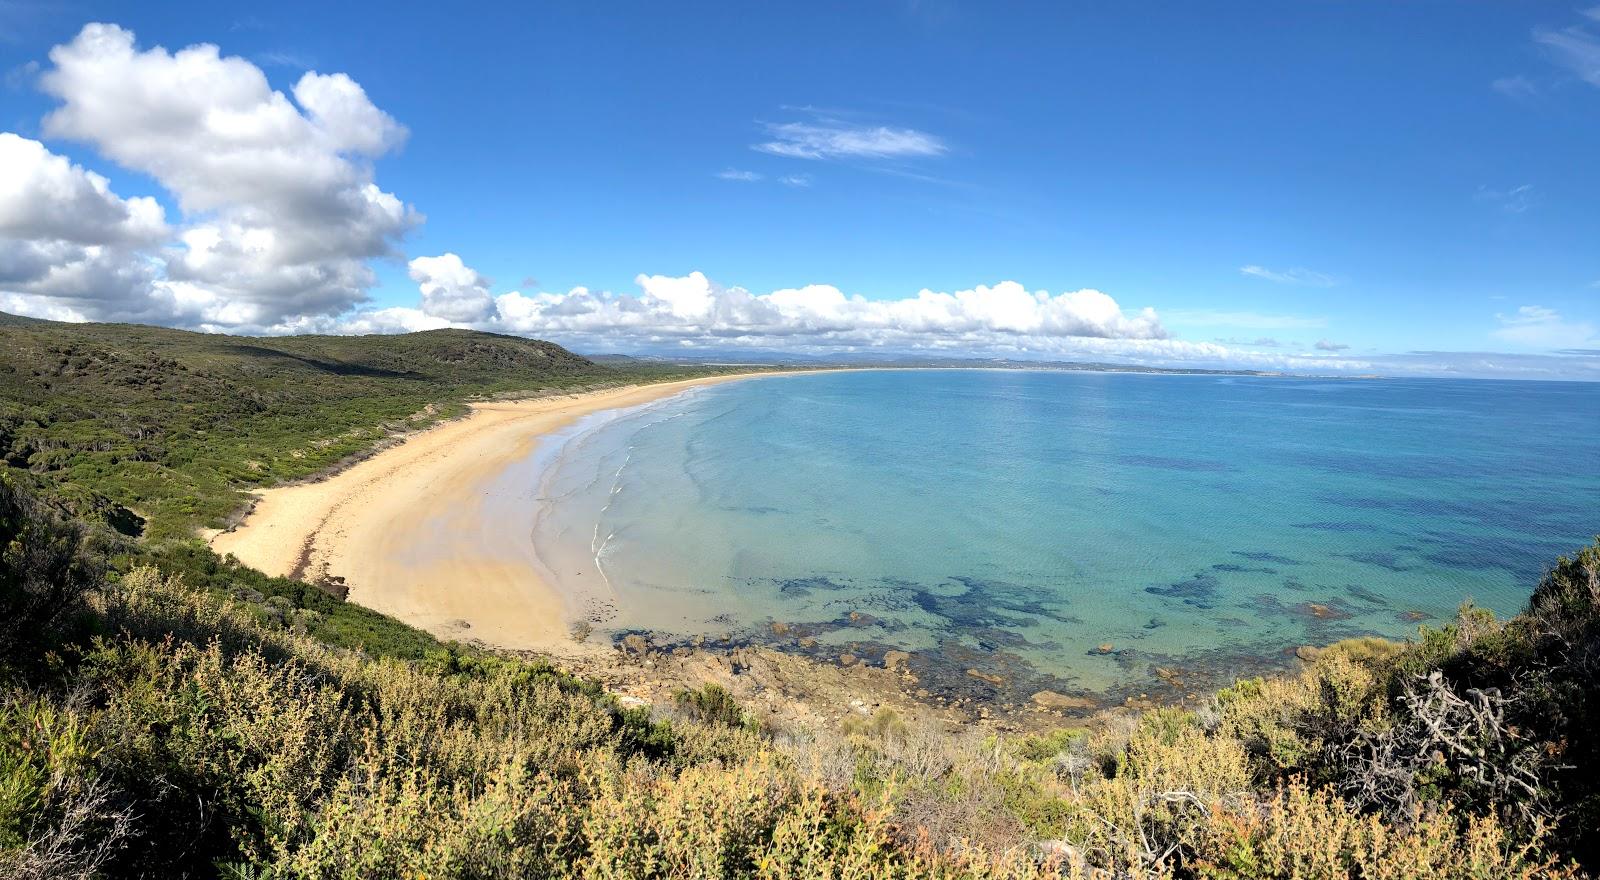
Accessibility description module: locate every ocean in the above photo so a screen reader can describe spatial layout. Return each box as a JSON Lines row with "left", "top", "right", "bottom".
{"left": 528, "top": 370, "right": 1600, "bottom": 705}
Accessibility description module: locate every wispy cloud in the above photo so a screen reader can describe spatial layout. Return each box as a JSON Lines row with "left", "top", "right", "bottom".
{"left": 754, "top": 118, "right": 946, "bottom": 161}
{"left": 778, "top": 174, "right": 812, "bottom": 188}
{"left": 1494, "top": 305, "right": 1597, "bottom": 349}
{"left": 1314, "top": 339, "right": 1350, "bottom": 352}
{"left": 1490, "top": 74, "right": 1539, "bottom": 98}
{"left": 1215, "top": 337, "right": 1283, "bottom": 347}
{"left": 1475, "top": 183, "right": 1535, "bottom": 213}
{"left": 1239, "top": 265, "right": 1337, "bottom": 287}
{"left": 1167, "top": 310, "right": 1327, "bottom": 330}
{"left": 256, "top": 50, "right": 315, "bottom": 69}
{"left": 1535, "top": 15, "right": 1600, "bottom": 86}
{"left": 716, "top": 169, "right": 763, "bottom": 182}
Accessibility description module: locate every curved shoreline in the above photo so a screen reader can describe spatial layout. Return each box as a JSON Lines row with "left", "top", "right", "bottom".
{"left": 210, "top": 371, "right": 809, "bottom": 655}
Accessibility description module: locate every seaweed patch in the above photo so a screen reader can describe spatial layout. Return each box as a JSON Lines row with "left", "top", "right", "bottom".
{"left": 1145, "top": 572, "right": 1221, "bottom": 608}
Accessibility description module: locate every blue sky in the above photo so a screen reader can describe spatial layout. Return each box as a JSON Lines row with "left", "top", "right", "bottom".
{"left": 1, "top": 1, "right": 1597, "bottom": 378}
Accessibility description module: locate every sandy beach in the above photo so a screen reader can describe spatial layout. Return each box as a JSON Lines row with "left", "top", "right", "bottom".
{"left": 210, "top": 372, "right": 793, "bottom": 653}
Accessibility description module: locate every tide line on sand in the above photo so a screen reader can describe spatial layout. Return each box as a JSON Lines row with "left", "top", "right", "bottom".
{"left": 209, "top": 371, "right": 808, "bottom": 656}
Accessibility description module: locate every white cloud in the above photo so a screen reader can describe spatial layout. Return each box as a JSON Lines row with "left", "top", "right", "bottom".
{"left": 779, "top": 174, "right": 812, "bottom": 188}
{"left": 1239, "top": 264, "right": 1337, "bottom": 287}
{"left": 1493, "top": 305, "right": 1597, "bottom": 349}
{"left": 409, "top": 253, "right": 497, "bottom": 322}
{"left": 1535, "top": 21, "right": 1600, "bottom": 86}
{"left": 716, "top": 169, "right": 763, "bottom": 182}
{"left": 1475, "top": 183, "right": 1535, "bottom": 214}
{"left": 1165, "top": 309, "right": 1327, "bottom": 330}
{"left": 1490, "top": 74, "right": 1539, "bottom": 98}
{"left": 1314, "top": 339, "right": 1349, "bottom": 352}
{"left": 754, "top": 119, "right": 946, "bottom": 161}
{"left": 0, "top": 133, "right": 168, "bottom": 316}
{"left": 1215, "top": 337, "right": 1283, "bottom": 348}
{"left": 325, "top": 260, "right": 1377, "bottom": 373}
{"left": 0, "top": 134, "right": 166, "bottom": 246}
{"left": 6, "top": 22, "right": 419, "bottom": 330}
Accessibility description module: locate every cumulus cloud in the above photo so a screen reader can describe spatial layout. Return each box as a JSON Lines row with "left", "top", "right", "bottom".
{"left": 0, "top": 133, "right": 167, "bottom": 316}
{"left": 493, "top": 274, "right": 1167, "bottom": 344}
{"left": 1493, "top": 305, "right": 1597, "bottom": 349}
{"left": 754, "top": 119, "right": 946, "bottom": 160}
{"left": 1314, "top": 339, "right": 1349, "bottom": 352}
{"left": 325, "top": 259, "right": 1380, "bottom": 373}
{"left": 409, "top": 253, "right": 497, "bottom": 322}
{"left": 0, "top": 23, "right": 419, "bottom": 331}
{"left": 1239, "top": 265, "right": 1337, "bottom": 287}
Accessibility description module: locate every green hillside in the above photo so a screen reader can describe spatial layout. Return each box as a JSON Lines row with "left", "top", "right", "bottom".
{"left": 0, "top": 315, "right": 724, "bottom": 539}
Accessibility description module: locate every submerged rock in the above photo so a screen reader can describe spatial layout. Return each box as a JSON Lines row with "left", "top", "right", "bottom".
{"left": 1089, "top": 643, "right": 1115, "bottom": 656}
{"left": 882, "top": 649, "right": 912, "bottom": 670}
{"left": 1030, "top": 690, "right": 1096, "bottom": 711}
{"left": 838, "top": 653, "right": 858, "bottom": 667}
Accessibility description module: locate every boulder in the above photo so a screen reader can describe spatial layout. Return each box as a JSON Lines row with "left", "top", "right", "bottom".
{"left": 1030, "top": 690, "right": 1096, "bottom": 711}
{"left": 621, "top": 633, "right": 650, "bottom": 656}
{"left": 966, "top": 669, "right": 1007, "bottom": 688}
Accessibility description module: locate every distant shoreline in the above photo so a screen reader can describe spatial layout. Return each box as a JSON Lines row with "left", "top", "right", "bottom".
{"left": 209, "top": 370, "right": 823, "bottom": 655}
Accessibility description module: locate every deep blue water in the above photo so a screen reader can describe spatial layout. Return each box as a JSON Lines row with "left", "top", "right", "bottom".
{"left": 531, "top": 370, "right": 1599, "bottom": 702}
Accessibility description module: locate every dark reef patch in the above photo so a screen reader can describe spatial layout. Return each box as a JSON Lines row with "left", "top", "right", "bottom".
{"left": 1344, "top": 584, "right": 1391, "bottom": 606}
{"left": 1233, "top": 550, "right": 1304, "bottom": 566}
{"left": 775, "top": 575, "right": 855, "bottom": 597}
{"left": 1117, "top": 454, "right": 1234, "bottom": 472}
{"left": 1292, "top": 520, "right": 1385, "bottom": 533}
{"left": 1338, "top": 550, "right": 1414, "bottom": 572}
{"left": 1213, "top": 562, "right": 1278, "bottom": 574}
{"left": 1145, "top": 572, "right": 1221, "bottom": 608}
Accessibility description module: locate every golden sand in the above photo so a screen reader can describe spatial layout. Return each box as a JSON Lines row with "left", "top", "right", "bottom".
{"left": 210, "top": 373, "right": 793, "bottom": 653}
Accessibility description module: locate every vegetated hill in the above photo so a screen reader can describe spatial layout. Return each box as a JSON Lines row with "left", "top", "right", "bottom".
{"left": 0, "top": 314, "right": 721, "bottom": 539}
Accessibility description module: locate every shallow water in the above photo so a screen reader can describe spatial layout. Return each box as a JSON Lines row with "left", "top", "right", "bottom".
{"left": 529, "top": 370, "right": 1600, "bottom": 703}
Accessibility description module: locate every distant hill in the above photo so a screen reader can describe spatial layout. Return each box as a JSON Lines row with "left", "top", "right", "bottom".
{"left": 0, "top": 314, "right": 717, "bottom": 538}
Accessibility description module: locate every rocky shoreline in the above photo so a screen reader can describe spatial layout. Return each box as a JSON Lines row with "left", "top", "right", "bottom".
{"left": 507, "top": 626, "right": 1301, "bottom": 736}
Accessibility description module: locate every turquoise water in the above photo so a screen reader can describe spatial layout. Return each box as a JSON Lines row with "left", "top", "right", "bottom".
{"left": 530, "top": 370, "right": 1599, "bottom": 704}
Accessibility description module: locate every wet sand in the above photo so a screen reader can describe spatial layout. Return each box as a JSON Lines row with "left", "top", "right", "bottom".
{"left": 210, "top": 372, "right": 799, "bottom": 654}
